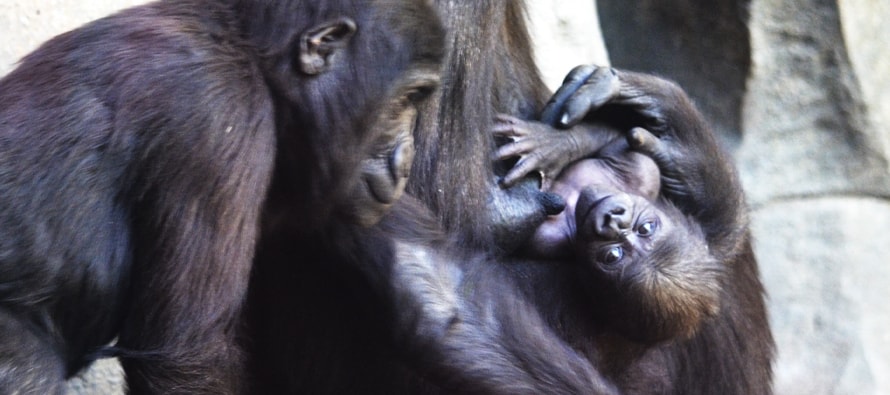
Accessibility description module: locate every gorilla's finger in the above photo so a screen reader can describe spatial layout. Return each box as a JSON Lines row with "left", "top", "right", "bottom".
{"left": 495, "top": 113, "right": 522, "bottom": 124}
{"left": 627, "top": 127, "right": 661, "bottom": 154}
{"left": 494, "top": 139, "right": 535, "bottom": 161}
{"left": 559, "top": 68, "right": 621, "bottom": 127}
{"left": 493, "top": 115, "right": 532, "bottom": 138}
{"left": 492, "top": 122, "right": 524, "bottom": 138}
{"left": 540, "top": 65, "right": 598, "bottom": 125}
{"left": 500, "top": 155, "right": 541, "bottom": 188}
{"left": 562, "top": 64, "right": 600, "bottom": 85}
{"left": 627, "top": 127, "right": 677, "bottom": 176}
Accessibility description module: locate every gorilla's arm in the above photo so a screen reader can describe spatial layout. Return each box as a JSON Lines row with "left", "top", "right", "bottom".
{"left": 506, "top": 66, "right": 748, "bottom": 260}
{"left": 356, "top": 198, "right": 620, "bottom": 395}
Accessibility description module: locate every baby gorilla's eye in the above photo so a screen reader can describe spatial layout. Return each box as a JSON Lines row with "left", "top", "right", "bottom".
{"left": 601, "top": 246, "right": 624, "bottom": 265}
{"left": 637, "top": 221, "right": 657, "bottom": 237}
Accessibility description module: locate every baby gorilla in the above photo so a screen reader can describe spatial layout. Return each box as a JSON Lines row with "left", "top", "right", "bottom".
{"left": 495, "top": 116, "right": 721, "bottom": 344}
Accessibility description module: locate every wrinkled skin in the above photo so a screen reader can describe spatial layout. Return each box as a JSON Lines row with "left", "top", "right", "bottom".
{"left": 503, "top": 132, "right": 662, "bottom": 259}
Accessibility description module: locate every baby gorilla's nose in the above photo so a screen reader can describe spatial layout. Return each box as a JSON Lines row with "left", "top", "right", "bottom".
{"left": 574, "top": 188, "right": 637, "bottom": 241}
{"left": 604, "top": 207, "right": 632, "bottom": 237}
{"left": 591, "top": 194, "right": 634, "bottom": 239}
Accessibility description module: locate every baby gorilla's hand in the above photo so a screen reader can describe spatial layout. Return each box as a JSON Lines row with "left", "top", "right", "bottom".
{"left": 493, "top": 114, "right": 620, "bottom": 189}
{"left": 626, "top": 127, "right": 690, "bottom": 202}
{"left": 540, "top": 65, "right": 621, "bottom": 127}
{"left": 540, "top": 65, "right": 678, "bottom": 136}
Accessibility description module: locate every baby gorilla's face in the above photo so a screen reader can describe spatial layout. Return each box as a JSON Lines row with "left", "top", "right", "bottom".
{"left": 573, "top": 189, "right": 675, "bottom": 271}
{"left": 527, "top": 151, "right": 660, "bottom": 259}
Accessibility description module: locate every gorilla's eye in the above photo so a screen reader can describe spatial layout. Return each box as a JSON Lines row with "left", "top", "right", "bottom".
{"left": 637, "top": 221, "right": 657, "bottom": 237}
{"left": 406, "top": 85, "right": 435, "bottom": 106}
{"left": 601, "top": 246, "right": 623, "bottom": 265}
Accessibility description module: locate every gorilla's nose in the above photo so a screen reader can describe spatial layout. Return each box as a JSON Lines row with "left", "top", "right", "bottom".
{"left": 596, "top": 195, "right": 633, "bottom": 238}
{"left": 575, "top": 188, "right": 635, "bottom": 240}
{"left": 605, "top": 207, "right": 631, "bottom": 231}
{"left": 539, "top": 192, "right": 567, "bottom": 216}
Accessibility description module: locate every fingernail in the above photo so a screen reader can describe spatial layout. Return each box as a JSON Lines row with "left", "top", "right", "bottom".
{"left": 560, "top": 113, "right": 570, "bottom": 126}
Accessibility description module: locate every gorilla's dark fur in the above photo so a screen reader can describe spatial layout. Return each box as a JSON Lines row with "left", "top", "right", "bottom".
{"left": 246, "top": 1, "right": 773, "bottom": 395}
{"left": 0, "top": 0, "right": 443, "bottom": 393}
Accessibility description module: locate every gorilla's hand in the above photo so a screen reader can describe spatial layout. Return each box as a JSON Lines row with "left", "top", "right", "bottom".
{"left": 541, "top": 65, "right": 620, "bottom": 127}
{"left": 540, "top": 65, "right": 670, "bottom": 135}
{"left": 541, "top": 65, "right": 722, "bottom": 207}
{"left": 493, "top": 114, "right": 620, "bottom": 189}
{"left": 494, "top": 114, "right": 581, "bottom": 189}
{"left": 625, "top": 127, "right": 690, "bottom": 202}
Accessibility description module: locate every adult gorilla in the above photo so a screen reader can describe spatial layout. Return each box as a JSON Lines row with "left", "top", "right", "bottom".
{"left": 0, "top": 0, "right": 443, "bottom": 393}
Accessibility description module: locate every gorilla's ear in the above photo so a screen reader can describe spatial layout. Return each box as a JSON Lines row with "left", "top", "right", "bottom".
{"left": 299, "top": 17, "right": 357, "bottom": 75}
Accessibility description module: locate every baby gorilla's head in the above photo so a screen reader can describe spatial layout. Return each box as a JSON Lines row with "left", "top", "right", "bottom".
{"left": 527, "top": 149, "right": 659, "bottom": 258}
{"left": 574, "top": 187, "right": 722, "bottom": 343}
{"left": 527, "top": 145, "right": 722, "bottom": 343}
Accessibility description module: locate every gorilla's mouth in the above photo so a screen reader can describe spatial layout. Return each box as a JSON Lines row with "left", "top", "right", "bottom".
{"left": 364, "top": 174, "right": 392, "bottom": 204}
{"left": 362, "top": 138, "right": 414, "bottom": 206}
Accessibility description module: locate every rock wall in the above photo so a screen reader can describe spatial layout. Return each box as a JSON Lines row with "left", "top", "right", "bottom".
{"left": 524, "top": 0, "right": 609, "bottom": 89}
{"left": 598, "top": 0, "right": 890, "bottom": 394}
{"left": 741, "top": 1, "right": 890, "bottom": 393}
{"left": 0, "top": 0, "right": 146, "bottom": 75}
{"left": 1, "top": 1, "right": 888, "bottom": 394}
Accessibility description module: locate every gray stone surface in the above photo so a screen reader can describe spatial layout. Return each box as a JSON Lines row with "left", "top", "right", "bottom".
{"left": 65, "top": 359, "right": 125, "bottom": 395}
{"left": 525, "top": 0, "right": 609, "bottom": 90}
{"left": 597, "top": 0, "right": 752, "bottom": 149}
{"left": 739, "top": 0, "right": 890, "bottom": 204}
{"left": 754, "top": 199, "right": 890, "bottom": 394}
{"left": 739, "top": 1, "right": 890, "bottom": 394}
{"left": 0, "top": 0, "right": 146, "bottom": 76}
